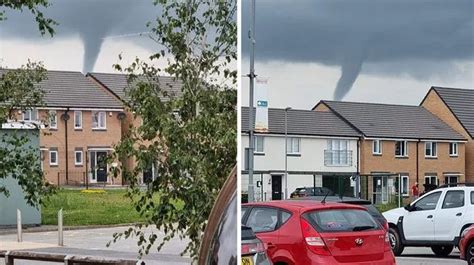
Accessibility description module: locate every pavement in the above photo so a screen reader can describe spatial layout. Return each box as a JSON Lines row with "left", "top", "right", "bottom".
{"left": 0, "top": 226, "right": 191, "bottom": 265}
{"left": 396, "top": 247, "right": 466, "bottom": 265}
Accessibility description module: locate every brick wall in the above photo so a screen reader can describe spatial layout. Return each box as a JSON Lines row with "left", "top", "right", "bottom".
{"left": 421, "top": 90, "right": 473, "bottom": 182}
{"left": 39, "top": 109, "right": 123, "bottom": 185}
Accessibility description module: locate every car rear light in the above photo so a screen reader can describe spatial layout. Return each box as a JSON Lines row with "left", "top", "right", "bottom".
{"left": 383, "top": 220, "right": 389, "bottom": 230}
{"left": 300, "top": 218, "right": 331, "bottom": 256}
{"left": 241, "top": 241, "right": 266, "bottom": 255}
{"left": 384, "top": 231, "right": 391, "bottom": 252}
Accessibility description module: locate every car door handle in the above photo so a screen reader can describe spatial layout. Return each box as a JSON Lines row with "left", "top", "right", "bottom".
{"left": 427, "top": 215, "right": 433, "bottom": 219}
{"left": 456, "top": 213, "right": 462, "bottom": 216}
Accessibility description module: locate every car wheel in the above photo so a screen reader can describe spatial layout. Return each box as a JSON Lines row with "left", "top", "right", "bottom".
{"left": 467, "top": 241, "right": 474, "bottom": 265}
{"left": 389, "top": 227, "right": 404, "bottom": 256}
{"left": 431, "top": 245, "right": 453, "bottom": 257}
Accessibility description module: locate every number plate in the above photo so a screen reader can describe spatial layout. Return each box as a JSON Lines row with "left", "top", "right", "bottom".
{"left": 241, "top": 256, "right": 254, "bottom": 265}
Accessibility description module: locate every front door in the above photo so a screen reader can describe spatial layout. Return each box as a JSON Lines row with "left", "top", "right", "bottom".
{"left": 271, "top": 175, "right": 282, "bottom": 200}
{"left": 90, "top": 151, "right": 108, "bottom": 183}
{"left": 373, "top": 176, "right": 388, "bottom": 204}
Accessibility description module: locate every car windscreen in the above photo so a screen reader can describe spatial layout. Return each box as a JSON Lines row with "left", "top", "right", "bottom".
{"left": 304, "top": 209, "right": 379, "bottom": 232}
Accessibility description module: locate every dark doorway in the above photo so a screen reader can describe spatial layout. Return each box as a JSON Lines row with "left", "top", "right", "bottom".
{"left": 96, "top": 151, "right": 108, "bottom": 182}
{"left": 323, "top": 175, "right": 354, "bottom": 197}
{"left": 271, "top": 175, "right": 282, "bottom": 200}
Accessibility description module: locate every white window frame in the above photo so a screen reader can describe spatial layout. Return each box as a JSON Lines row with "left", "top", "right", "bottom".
{"left": 49, "top": 110, "right": 57, "bottom": 129}
{"left": 425, "top": 141, "right": 437, "bottom": 158}
{"left": 74, "top": 111, "right": 83, "bottom": 129}
{"left": 327, "top": 139, "right": 350, "bottom": 166}
{"left": 445, "top": 175, "right": 459, "bottom": 185}
{"left": 372, "top": 139, "right": 382, "bottom": 155}
{"left": 49, "top": 150, "right": 58, "bottom": 166}
{"left": 395, "top": 141, "right": 408, "bottom": 157}
{"left": 449, "top": 142, "right": 458, "bottom": 157}
{"left": 74, "top": 150, "right": 83, "bottom": 166}
{"left": 92, "top": 111, "right": 106, "bottom": 130}
{"left": 286, "top": 137, "right": 301, "bottom": 154}
{"left": 22, "top": 109, "right": 38, "bottom": 121}
{"left": 254, "top": 136, "right": 264, "bottom": 154}
{"left": 401, "top": 175, "right": 409, "bottom": 197}
{"left": 424, "top": 175, "right": 438, "bottom": 186}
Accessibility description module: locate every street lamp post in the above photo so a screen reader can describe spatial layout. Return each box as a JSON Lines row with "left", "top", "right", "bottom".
{"left": 284, "top": 107, "right": 291, "bottom": 199}
{"left": 247, "top": 0, "right": 256, "bottom": 202}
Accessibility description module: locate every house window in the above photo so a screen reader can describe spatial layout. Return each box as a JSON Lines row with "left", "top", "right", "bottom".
{"left": 425, "top": 142, "right": 437, "bottom": 157}
{"left": 401, "top": 175, "right": 409, "bottom": 196}
{"left": 49, "top": 110, "right": 57, "bottom": 129}
{"left": 49, "top": 149, "right": 58, "bottom": 166}
{"left": 395, "top": 141, "right": 408, "bottom": 157}
{"left": 449, "top": 142, "right": 458, "bottom": 157}
{"left": 74, "top": 111, "right": 82, "bottom": 129}
{"left": 286, "top": 137, "right": 301, "bottom": 154}
{"left": 424, "top": 175, "right": 438, "bottom": 186}
{"left": 75, "top": 150, "right": 83, "bottom": 166}
{"left": 254, "top": 136, "right": 264, "bottom": 153}
{"left": 325, "top": 139, "right": 351, "bottom": 166}
{"left": 445, "top": 175, "right": 458, "bottom": 185}
{"left": 372, "top": 140, "right": 382, "bottom": 155}
{"left": 92, "top": 111, "right": 106, "bottom": 129}
{"left": 22, "top": 109, "right": 38, "bottom": 121}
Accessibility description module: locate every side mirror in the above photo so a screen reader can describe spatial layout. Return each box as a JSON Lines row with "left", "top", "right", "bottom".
{"left": 404, "top": 204, "right": 414, "bottom": 212}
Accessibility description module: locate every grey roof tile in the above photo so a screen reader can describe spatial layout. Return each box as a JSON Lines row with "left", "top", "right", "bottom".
{"left": 242, "top": 107, "right": 361, "bottom": 137}
{"left": 321, "top": 100, "right": 465, "bottom": 141}
{"left": 0, "top": 69, "right": 123, "bottom": 109}
{"left": 87, "top": 72, "right": 183, "bottom": 102}
{"left": 431, "top": 87, "right": 474, "bottom": 139}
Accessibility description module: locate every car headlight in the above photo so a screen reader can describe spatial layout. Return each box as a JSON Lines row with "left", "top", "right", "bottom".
{"left": 461, "top": 226, "right": 474, "bottom": 238}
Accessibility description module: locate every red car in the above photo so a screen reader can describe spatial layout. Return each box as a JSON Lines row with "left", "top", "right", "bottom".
{"left": 241, "top": 200, "right": 395, "bottom": 265}
{"left": 459, "top": 224, "right": 474, "bottom": 264}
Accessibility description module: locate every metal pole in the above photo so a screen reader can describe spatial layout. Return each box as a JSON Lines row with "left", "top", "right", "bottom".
{"left": 17, "top": 209, "right": 22, "bottom": 242}
{"left": 284, "top": 108, "right": 289, "bottom": 199}
{"left": 247, "top": 0, "right": 256, "bottom": 202}
{"left": 58, "top": 209, "right": 63, "bottom": 246}
{"left": 398, "top": 173, "right": 401, "bottom": 208}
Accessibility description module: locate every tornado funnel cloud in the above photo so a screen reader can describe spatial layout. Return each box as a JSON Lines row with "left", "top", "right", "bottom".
{"left": 81, "top": 37, "right": 104, "bottom": 73}
{"left": 334, "top": 54, "right": 366, "bottom": 100}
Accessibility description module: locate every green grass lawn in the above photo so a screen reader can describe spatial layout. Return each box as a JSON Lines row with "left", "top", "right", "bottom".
{"left": 42, "top": 189, "right": 147, "bottom": 226}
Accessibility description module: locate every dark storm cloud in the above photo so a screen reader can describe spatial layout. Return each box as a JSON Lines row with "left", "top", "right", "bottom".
{"left": 241, "top": 0, "right": 474, "bottom": 100}
{"left": 0, "top": 0, "right": 158, "bottom": 73}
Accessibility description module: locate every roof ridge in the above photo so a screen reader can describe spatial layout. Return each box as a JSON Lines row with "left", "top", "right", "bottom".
{"left": 432, "top": 86, "right": 474, "bottom": 92}
{"left": 322, "top": 100, "right": 420, "bottom": 108}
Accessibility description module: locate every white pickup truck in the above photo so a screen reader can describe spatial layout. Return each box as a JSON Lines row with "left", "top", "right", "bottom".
{"left": 383, "top": 185, "right": 474, "bottom": 256}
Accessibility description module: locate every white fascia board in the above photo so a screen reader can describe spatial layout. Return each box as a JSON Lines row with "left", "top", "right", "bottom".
{"left": 364, "top": 137, "right": 466, "bottom": 143}
{"left": 69, "top": 108, "right": 124, "bottom": 112}
{"left": 242, "top": 133, "right": 359, "bottom": 140}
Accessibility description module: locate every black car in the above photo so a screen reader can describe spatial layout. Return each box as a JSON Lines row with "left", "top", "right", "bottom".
{"left": 293, "top": 196, "right": 388, "bottom": 229}
{"left": 289, "top": 187, "right": 335, "bottom": 198}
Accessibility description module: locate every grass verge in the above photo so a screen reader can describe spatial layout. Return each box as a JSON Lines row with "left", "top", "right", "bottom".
{"left": 42, "top": 189, "right": 146, "bottom": 226}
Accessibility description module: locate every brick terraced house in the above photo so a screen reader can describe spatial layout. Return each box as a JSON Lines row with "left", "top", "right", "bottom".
{"left": 2, "top": 70, "right": 126, "bottom": 185}
{"left": 87, "top": 72, "right": 182, "bottom": 184}
{"left": 314, "top": 100, "right": 466, "bottom": 204}
{"left": 421, "top": 87, "right": 474, "bottom": 183}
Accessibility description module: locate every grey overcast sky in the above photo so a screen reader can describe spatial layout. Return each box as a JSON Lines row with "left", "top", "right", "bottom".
{"left": 241, "top": 0, "right": 474, "bottom": 109}
{"left": 0, "top": 0, "right": 161, "bottom": 73}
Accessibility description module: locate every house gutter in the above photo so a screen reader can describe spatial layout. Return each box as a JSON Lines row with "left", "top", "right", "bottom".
{"left": 62, "top": 109, "right": 70, "bottom": 184}
{"left": 416, "top": 139, "right": 420, "bottom": 183}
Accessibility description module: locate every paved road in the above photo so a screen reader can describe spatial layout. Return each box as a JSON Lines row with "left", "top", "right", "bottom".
{"left": 397, "top": 247, "right": 465, "bottom": 265}
{"left": 0, "top": 226, "right": 191, "bottom": 265}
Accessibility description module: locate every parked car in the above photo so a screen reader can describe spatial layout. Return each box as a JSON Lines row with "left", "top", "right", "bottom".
{"left": 294, "top": 196, "right": 388, "bottom": 230}
{"left": 383, "top": 185, "right": 474, "bottom": 257}
{"left": 198, "top": 166, "right": 237, "bottom": 265}
{"left": 242, "top": 200, "right": 395, "bottom": 265}
{"left": 241, "top": 225, "right": 272, "bottom": 265}
{"left": 459, "top": 224, "right": 474, "bottom": 264}
{"left": 290, "top": 187, "right": 335, "bottom": 198}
